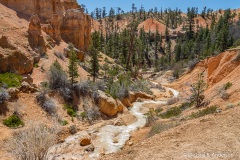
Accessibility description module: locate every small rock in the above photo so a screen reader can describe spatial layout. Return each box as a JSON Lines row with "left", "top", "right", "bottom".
{"left": 85, "top": 144, "right": 94, "bottom": 152}
{"left": 80, "top": 138, "right": 91, "bottom": 146}
{"left": 128, "top": 141, "right": 133, "bottom": 146}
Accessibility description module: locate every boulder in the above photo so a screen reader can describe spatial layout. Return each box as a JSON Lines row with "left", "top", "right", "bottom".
{"left": 97, "top": 90, "right": 119, "bottom": 116}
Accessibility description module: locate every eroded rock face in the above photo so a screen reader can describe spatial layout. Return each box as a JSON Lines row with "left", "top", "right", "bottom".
{"left": 28, "top": 15, "right": 46, "bottom": 53}
{"left": 61, "top": 9, "right": 91, "bottom": 52}
{"left": 0, "top": 0, "right": 79, "bottom": 20}
{"left": 0, "top": 47, "right": 33, "bottom": 74}
{"left": 0, "top": 0, "right": 91, "bottom": 52}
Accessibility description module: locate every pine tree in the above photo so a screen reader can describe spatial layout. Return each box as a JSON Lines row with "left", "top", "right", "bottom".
{"left": 89, "top": 31, "right": 101, "bottom": 82}
{"left": 68, "top": 44, "right": 79, "bottom": 87}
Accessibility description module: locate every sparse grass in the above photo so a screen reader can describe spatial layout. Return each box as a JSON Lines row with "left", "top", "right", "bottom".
{"left": 223, "top": 82, "right": 232, "bottom": 90}
{"left": 148, "top": 122, "right": 178, "bottom": 137}
{"left": 0, "top": 73, "right": 22, "bottom": 88}
{"left": 190, "top": 106, "right": 218, "bottom": 119}
{"left": 3, "top": 114, "right": 24, "bottom": 128}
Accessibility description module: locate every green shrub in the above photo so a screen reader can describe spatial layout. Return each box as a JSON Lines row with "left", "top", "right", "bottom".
{"left": 80, "top": 111, "right": 87, "bottom": 120}
{"left": 159, "top": 107, "right": 182, "bottom": 119}
{"left": 3, "top": 114, "right": 24, "bottom": 128}
{"left": 59, "top": 120, "right": 68, "bottom": 126}
{"left": 64, "top": 104, "right": 77, "bottom": 117}
{"left": 0, "top": 73, "right": 22, "bottom": 88}
{"left": 190, "top": 106, "right": 218, "bottom": 118}
{"left": 223, "top": 82, "right": 232, "bottom": 90}
{"left": 33, "top": 63, "right": 39, "bottom": 68}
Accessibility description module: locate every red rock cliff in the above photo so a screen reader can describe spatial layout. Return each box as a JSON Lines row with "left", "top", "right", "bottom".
{"left": 0, "top": 0, "right": 91, "bottom": 51}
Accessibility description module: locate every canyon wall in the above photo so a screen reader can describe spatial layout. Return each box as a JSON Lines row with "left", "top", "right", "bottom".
{"left": 0, "top": 0, "right": 91, "bottom": 51}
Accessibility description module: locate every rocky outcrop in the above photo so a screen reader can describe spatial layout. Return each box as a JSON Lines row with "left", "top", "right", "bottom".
{"left": 97, "top": 90, "right": 123, "bottom": 117}
{"left": 0, "top": 47, "right": 33, "bottom": 74}
{"left": 28, "top": 15, "right": 46, "bottom": 53}
{"left": 121, "top": 91, "right": 154, "bottom": 107}
{"left": 0, "top": 0, "right": 91, "bottom": 52}
{"left": 61, "top": 9, "right": 91, "bottom": 52}
{"left": 207, "top": 51, "right": 240, "bottom": 85}
{"left": 0, "top": 0, "right": 79, "bottom": 20}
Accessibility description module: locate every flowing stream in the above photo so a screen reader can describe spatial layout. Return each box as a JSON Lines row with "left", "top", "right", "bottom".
{"left": 47, "top": 87, "right": 179, "bottom": 160}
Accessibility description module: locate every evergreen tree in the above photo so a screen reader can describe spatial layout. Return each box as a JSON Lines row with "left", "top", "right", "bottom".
{"left": 89, "top": 31, "right": 101, "bottom": 82}
{"left": 68, "top": 44, "right": 79, "bottom": 87}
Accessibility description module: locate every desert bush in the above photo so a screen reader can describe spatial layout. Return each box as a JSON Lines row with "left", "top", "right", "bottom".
{"left": 74, "top": 80, "right": 106, "bottom": 98}
{"left": 86, "top": 106, "right": 101, "bottom": 122}
{"left": 223, "top": 82, "right": 232, "bottom": 90}
{"left": 129, "top": 80, "right": 152, "bottom": 94}
{"left": 54, "top": 51, "right": 65, "bottom": 61}
{"left": 190, "top": 106, "right": 218, "bottom": 118}
{"left": 59, "top": 86, "right": 73, "bottom": 102}
{"left": 42, "top": 99, "right": 57, "bottom": 115}
{"left": 59, "top": 119, "right": 68, "bottom": 126}
{"left": 3, "top": 114, "right": 24, "bottom": 128}
{"left": 48, "top": 60, "right": 69, "bottom": 90}
{"left": 220, "top": 89, "right": 230, "bottom": 100}
{"left": 80, "top": 111, "right": 87, "bottom": 120}
{"left": 69, "top": 125, "right": 77, "bottom": 134}
{"left": 74, "top": 81, "right": 91, "bottom": 96}
{"left": 6, "top": 123, "right": 58, "bottom": 160}
{"left": 167, "top": 97, "right": 179, "bottom": 105}
{"left": 144, "top": 108, "right": 158, "bottom": 126}
{"left": 0, "top": 73, "right": 22, "bottom": 88}
{"left": 36, "top": 92, "right": 57, "bottom": 115}
{"left": 106, "top": 83, "right": 129, "bottom": 99}
{"left": 0, "top": 87, "right": 10, "bottom": 104}
{"left": 188, "top": 59, "right": 199, "bottom": 71}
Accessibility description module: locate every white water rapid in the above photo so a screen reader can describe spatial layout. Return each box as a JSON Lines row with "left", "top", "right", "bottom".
{"left": 47, "top": 87, "right": 179, "bottom": 160}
